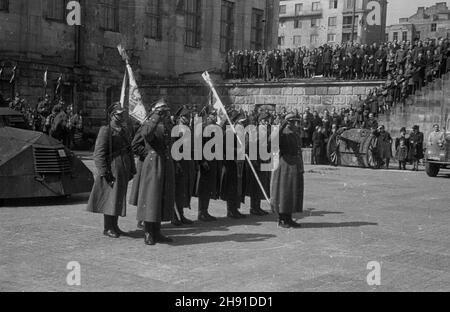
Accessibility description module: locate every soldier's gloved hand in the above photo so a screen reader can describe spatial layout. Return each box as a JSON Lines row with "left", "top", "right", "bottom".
{"left": 103, "top": 172, "right": 116, "bottom": 188}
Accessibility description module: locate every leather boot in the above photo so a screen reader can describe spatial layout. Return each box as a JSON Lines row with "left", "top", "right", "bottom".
{"left": 112, "top": 216, "right": 127, "bottom": 236}
{"left": 154, "top": 222, "right": 173, "bottom": 244}
{"left": 137, "top": 221, "right": 144, "bottom": 230}
{"left": 227, "top": 201, "right": 241, "bottom": 219}
{"left": 278, "top": 214, "right": 290, "bottom": 228}
{"left": 144, "top": 222, "right": 156, "bottom": 246}
{"left": 250, "top": 198, "right": 269, "bottom": 216}
{"left": 286, "top": 214, "right": 302, "bottom": 228}
{"left": 198, "top": 198, "right": 217, "bottom": 222}
{"left": 103, "top": 215, "right": 119, "bottom": 238}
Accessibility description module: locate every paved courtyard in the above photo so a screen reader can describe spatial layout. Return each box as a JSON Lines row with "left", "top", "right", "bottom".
{"left": 0, "top": 157, "right": 449, "bottom": 292}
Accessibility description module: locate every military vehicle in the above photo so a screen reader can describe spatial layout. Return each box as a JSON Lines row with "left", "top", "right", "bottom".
{"left": 0, "top": 124, "right": 94, "bottom": 201}
{"left": 425, "top": 118, "right": 450, "bottom": 177}
{"left": 327, "top": 128, "right": 377, "bottom": 168}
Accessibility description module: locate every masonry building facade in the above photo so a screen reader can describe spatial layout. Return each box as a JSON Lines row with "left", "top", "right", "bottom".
{"left": 386, "top": 2, "right": 450, "bottom": 43}
{"left": 0, "top": 0, "right": 280, "bottom": 126}
{"left": 278, "top": 0, "right": 387, "bottom": 49}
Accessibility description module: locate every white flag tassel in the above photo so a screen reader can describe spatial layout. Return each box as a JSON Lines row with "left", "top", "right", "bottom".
{"left": 117, "top": 44, "right": 148, "bottom": 124}
{"left": 202, "top": 71, "right": 271, "bottom": 208}
{"left": 120, "top": 70, "right": 127, "bottom": 109}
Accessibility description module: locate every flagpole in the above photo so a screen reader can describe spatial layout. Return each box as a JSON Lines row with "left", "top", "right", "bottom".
{"left": 203, "top": 72, "right": 271, "bottom": 208}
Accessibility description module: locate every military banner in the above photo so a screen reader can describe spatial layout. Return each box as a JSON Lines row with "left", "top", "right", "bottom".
{"left": 117, "top": 44, "right": 148, "bottom": 124}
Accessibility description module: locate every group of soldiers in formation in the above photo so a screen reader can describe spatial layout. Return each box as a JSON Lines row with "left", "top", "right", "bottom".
{"left": 223, "top": 39, "right": 450, "bottom": 85}
{"left": 1, "top": 92, "right": 85, "bottom": 149}
{"left": 87, "top": 100, "right": 305, "bottom": 246}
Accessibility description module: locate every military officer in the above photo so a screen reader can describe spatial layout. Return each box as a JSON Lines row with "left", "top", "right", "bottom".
{"left": 194, "top": 109, "right": 220, "bottom": 222}
{"left": 87, "top": 102, "right": 137, "bottom": 238}
{"left": 173, "top": 106, "right": 195, "bottom": 226}
{"left": 270, "top": 113, "right": 304, "bottom": 228}
{"left": 220, "top": 110, "right": 247, "bottom": 219}
{"left": 245, "top": 111, "right": 271, "bottom": 216}
{"left": 136, "top": 99, "right": 175, "bottom": 246}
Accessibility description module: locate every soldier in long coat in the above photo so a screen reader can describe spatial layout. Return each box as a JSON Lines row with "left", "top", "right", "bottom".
{"left": 87, "top": 103, "right": 136, "bottom": 238}
{"left": 220, "top": 111, "right": 247, "bottom": 219}
{"left": 137, "top": 100, "right": 175, "bottom": 246}
{"left": 173, "top": 107, "right": 195, "bottom": 226}
{"left": 245, "top": 112, "right": 271, "bottom": 216}
{"left": 129, "top": 124, "right": 148, "bottom": 229}
{"left": 271, "top": 113, "right": 304, "bottom": 228}
{"left": 194, "top": 110, "right": 220, "bottom": 222}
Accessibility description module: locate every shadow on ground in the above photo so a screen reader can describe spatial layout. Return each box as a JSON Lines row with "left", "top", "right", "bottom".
{"left": 0, "top": 193, "right": 91, "bottom": 208}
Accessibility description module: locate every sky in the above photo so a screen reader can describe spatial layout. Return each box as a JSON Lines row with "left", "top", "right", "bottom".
{"left": 387, "top": 0, "right": 449, "bottom": 25}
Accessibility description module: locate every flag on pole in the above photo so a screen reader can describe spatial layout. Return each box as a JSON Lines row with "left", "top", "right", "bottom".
{"left": 0, "top": 65, "right": 3, "bottom": 78}
{"left": 43, "top": 68, "right": 48, "bottom": 87}
{"left": 9, "top": 65, "right": 17, "bottom": 84}
{"left": 202, "top": 71, "right": 272, "bottom": 207}
{"left": 117, "top": 44, "right": 147, "bottom": 124}
{"left": 120, "top": 70, "right": 127, "bottom": 109}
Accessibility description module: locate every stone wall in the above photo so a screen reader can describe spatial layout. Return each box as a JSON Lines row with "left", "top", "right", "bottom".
{"left": 140, "top": 80, "right": 385, "bottom": 113}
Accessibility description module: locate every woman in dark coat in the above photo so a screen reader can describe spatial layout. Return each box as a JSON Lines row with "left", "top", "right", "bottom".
{"left": 87, "top": 103, "right": 136, "bottom": 238}
{"left": 271, "top": 53, "right": 282, "bottom": 81}
{"left": 137, "top": 100, "right": 175, "bottom": 246}
{"left": 408, "top": 125, "right": 424, "bottom": 171}
{"left": 271, "top": 113, "right": 304, "bottom": 228}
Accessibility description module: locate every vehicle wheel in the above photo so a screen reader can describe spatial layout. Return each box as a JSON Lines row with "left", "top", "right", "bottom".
{"left": 425, "top": 162, "right": 440, "bottom": 177}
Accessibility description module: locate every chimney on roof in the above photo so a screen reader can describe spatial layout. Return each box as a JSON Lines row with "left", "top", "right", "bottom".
{"left": 417, "top": 7, "right": 425, "bottom": 15}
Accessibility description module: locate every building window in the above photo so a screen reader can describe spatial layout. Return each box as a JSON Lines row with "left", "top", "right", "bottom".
{"left": 279, "top": 5, "right": 286, "bottom": 14}
{"left": 310, "top": 34, "right": 319, "bottom": 45}
{"left": 100, "top": 0, "right": 119, "bottom": 32}
{"left": 220, "top": 0, "right": 234, "bottom": 53}
{"left": 294, "top": 19, "right": 302, "bottom": 29}
{"left": 278, "top": 36, "right": 285, "bottom": 46}
{"left": 293, "top": 35, "right": 302, "bottom": 46}
{"left": 45, "top": 0, "right": 66, "bottom": 21}
{"left": 328, "top": 16, "right": 337, "bottom": 27}
{"left": 343, "top": 15, "right": 357, "bottom": 28}
{"left": 402, "top": 31, "right": 408, "bottom": 42}
{"left": 0, "top": 0, "right": 9, "bottom": 12}
{"left": 416, "top": 31, "right": 421, "bottom": 39}
{"left": 251, "top": 8, "right": 264, "bottom": 50}
{"left": 312, "top": 2, "right": 320, "bottom": 11}
{"left": 145, "top": 0, "right": 162, "bottom": 40}
{"left": 329, "top": 0, "right": 338, "bottom": 9}
{"left": 345, "top": 0, "right": 356, "bottom": 9}
{"left": 185, "top": 0, "right": 202, "bottom": 48}
{"left": 393, "top": 32, "right": 398, "bottom": 41}
{"left": 342, "top": 32, "right": 356, "bottom": 42}
{"left": 311, "top": 18, "right": 320, "bottom": 27}
{"left": 327, "top": 33, "right": 336, "bottom": 42}
{"left": 431, "top": 23, "right": 437, "bottom": 32}
{"left": 295, "top": 3, "right": 303, "bottom": 15}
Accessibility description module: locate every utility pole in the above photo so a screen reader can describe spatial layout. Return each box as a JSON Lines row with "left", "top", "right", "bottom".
{"left": 351, "top": 0, "right": 357, "bottom": 43}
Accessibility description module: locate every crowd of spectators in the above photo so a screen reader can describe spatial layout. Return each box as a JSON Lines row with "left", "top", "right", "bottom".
{"left": 222, "top": 38, "right": 450, "bottom": 110}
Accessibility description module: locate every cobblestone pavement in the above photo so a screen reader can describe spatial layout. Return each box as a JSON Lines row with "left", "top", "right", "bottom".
{"left": 0, "top": 157, "right": 449, "bottom": 292}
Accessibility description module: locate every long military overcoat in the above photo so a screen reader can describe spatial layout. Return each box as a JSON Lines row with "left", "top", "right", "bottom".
{"left": 136, "top": 114, "right": 175, "bottom": 223}
{"left": 129, "top": 126, "right": 148, "bottom": 206}
{"left": 87, "top": 124, "right": 136, "bottom": 217}
{"left": 271, "top": 123, "right": 304, "bottom": 215}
